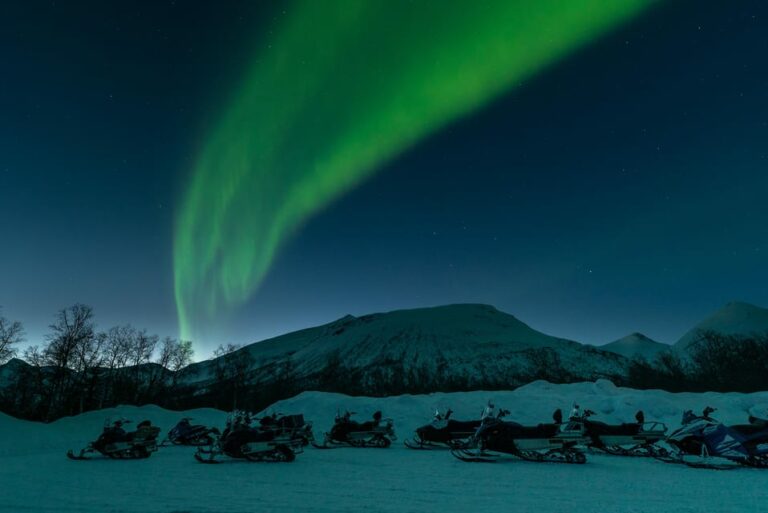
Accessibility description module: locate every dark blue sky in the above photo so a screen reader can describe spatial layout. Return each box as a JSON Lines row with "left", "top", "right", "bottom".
{"left": 2, "top": 1, "right": 766, "bottom": 355}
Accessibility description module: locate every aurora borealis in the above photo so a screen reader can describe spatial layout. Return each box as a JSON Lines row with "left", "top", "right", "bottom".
{"left": 3, "top": 1, "right": 768, "bottom": 352}
{"left": 173, "top": 0, "right": 657, "bottom": 341}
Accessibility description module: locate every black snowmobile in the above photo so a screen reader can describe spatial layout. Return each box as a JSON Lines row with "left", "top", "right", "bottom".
{"left": 313, "top": 410, "right": 396, "bottom": 448}
{"left": 451, "top": 407, "right": 588, "bottom": 464}
{"left": 405, "top": 408, "right": 481, "bottom": 449}
{"left": 67, "top": 418, "right": 160, "bottom": 460}
{"left": 572, "top": 408, "right": 668, "bottom": 457}
{"left": 162, "top": 418, "right": 220, "bottom": 446}
{"left": 256, "top": 413, "right": 314, "bottom": 447}
{"left": 195, "top": 410, "right": 303, "bottom": 463}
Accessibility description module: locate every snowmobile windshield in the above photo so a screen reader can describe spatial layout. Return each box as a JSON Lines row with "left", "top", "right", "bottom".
{"left": 681, "top": 410, "right": 697, "bottom": 425}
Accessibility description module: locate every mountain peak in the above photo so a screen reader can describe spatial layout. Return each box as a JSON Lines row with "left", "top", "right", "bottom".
{"left": 600, "top": 332, "right": 668, "bottom": 360}
{"left": 184, "top": 302, "right": 625, "bottom": 394}
{"left": 675, "top": 301, "right": 768, "bottom": 350}
{"left": 718, "top": 301, "right": 764, "bottom": 313}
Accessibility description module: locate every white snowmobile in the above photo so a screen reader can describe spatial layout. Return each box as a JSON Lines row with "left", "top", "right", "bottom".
{"left": 451, "top": 407, "right": 589, "bottom": 464}
{"left": 660, "top": 407, "right": 768, "bottom": 470}
{"left": 571, "top": 407, "right": 669, "bottom": 457}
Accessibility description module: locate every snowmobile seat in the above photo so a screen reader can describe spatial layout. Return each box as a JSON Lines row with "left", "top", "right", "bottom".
{"left": 260, "top": 416, "right": 277, "bottom": 427}
{"left": 500, "top": 422, "right": 560, "bottom": 439}
{"left": 585, "top": 421, "right": 641, "bottom": 436}
{"left": 277, "top": 414, "right": 305, "bottom": 428}
{"left": 101, "top": 424, "right": 130, "bottom": 440}
{"left": 446, "top": 420, "right": 482, "bottom": 432}
{"left": 730, "top": 424, "right": 768, "bottom": 436}
{"left": 132, "top": 425, "right": 161, "bottom": 442}
{"left": 358, "top": 420, "right": 379, "bottom": 431}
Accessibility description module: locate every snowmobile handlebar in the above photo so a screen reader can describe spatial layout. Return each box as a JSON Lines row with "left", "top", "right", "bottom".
{"left": 104, "top": 417, "right": 131, "bottom": 428}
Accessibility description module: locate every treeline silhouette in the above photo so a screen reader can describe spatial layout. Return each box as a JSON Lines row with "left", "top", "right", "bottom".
{"left": 0, "top": 305, "right": 293, "bottom": 422}
{"left": 626, "top": 331, "right": 768, "bottom": 392}
{"left": 0, "top": 304, "right": 196, "bottom": 420}
{"left": 2, "top": 307, "right": 768, "bottom": 422}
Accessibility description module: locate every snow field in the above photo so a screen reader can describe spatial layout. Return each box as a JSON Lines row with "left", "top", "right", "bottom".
{"left": 3, "top": 380, "right": 768, "bottom": 513}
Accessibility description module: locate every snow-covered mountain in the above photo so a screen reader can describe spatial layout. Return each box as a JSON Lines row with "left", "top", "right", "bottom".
{"left": 180, "top": 304, "right": 627, "bottom": 393}
{"left": 5, "top": 301, "right": 767, "bottom": 421}
{"left": 0, "top": 358, "right": 28, "bottom": 388}
{"left": 675, "top": 302, "right": 768, "bottom": 352}
{"left": 600, "top": 333, "right": 670, "bottom": 361}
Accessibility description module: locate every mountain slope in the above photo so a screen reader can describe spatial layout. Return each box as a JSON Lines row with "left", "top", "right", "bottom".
{"left": 600, "top": 333, "right": 669, "bottom": 360}
{"left": 675, "top": 302, "right": 768, "bottom": 351}
{"left": 180, "top": 304, "right": 627, "bottom": 395}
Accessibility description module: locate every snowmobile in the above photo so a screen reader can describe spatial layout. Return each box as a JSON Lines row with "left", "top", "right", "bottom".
{"left": 67, "top": 418, "right": 160, "bottom": 460}
{"left": 313, "top": 410, "right": 396, "bottom": 448}
{"left": 162, "top": 418, "right": 220, "bottom": 446}
{"left": 405, "top": 408, "right": 481, "bottom": 449}
{"left": 256, "top": 412, "right": 314, "bottom": 447}
{"left": 194, "top": 410, "right": 302, "bottom": 463}
{"left": 571, "top": 407, "right": 668, "bottom": 457}
{"left": 451, "top": 406, "right": 588, "bottom": 464}
{"left": 661, "top": 407, "right": 768, "bottom": 470}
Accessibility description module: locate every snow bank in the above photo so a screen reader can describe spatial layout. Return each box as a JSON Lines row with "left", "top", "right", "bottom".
{"left": 3, "top": 382, "right": 768, "bottom": 513}
{"left": 4, "top": 380, "right": 768, "bottom": 457}
{"left": 268, "top": 380, "right": 768, "bottom": 437}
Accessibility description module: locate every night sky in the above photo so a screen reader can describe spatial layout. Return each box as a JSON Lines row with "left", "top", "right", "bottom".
{"left": 2, "top": 1, "right": 766, "bottom": 356}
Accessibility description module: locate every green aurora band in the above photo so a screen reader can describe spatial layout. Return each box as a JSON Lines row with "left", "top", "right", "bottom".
{"left": 174, "top": 0, "right": 657, "bottom": 341}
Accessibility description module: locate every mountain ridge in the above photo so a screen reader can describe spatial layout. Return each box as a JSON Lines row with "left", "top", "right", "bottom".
{"left": 675, "top": 301, "right": 768, "bottom": 351}
{"left": 600, "top": 332, "right": 670, "bottom": 360}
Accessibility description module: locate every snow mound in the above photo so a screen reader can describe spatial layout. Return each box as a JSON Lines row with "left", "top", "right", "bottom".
{"left": 269, "top": 381, "right": 768, "bottom": 438}
{"left": 4, "top": 383, "right": 768, "bottom": 513}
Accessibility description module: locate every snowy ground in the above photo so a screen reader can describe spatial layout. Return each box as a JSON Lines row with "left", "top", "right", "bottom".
{"left": 3, "top": 380, "right": 768, "bottom": 513}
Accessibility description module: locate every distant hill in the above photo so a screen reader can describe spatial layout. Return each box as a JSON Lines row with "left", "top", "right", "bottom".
{"left": 6, "top": 301, "right": 768, "bottom": 421}
{"left": 179, "top": 303, "right": 628, "bottom": 398}
{"left": 675, "top": 302, "right": 768, "bottom": 352}
{"left": 600, "top": 333, "right": 670, "bottom": 361}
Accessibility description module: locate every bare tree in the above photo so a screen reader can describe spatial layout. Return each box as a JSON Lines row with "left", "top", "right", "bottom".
{"left": 167, "top": 339, "right": 194, "bottom": 387}
{"left": 103, "top": 325, "right": 135, "bottom": 370}
{"left": 44, "top": 304, "right": 96, "bottom": 368}
{"left": 0, "top": 305, "right": 198, "bottom": 419}
{"left": 152, "top": 338, "right": 194, "bottom": 400}
{"left": 0, "top": 309, "right": 25, "bottom": 364}
{"left": 42, "top": 304, "right": 97, "bottom": 417}
{"left": 72, "top": 331, "right": 106, "bottom": 413}
{"left": 171, "top": 340, "right": 194, "bottom": 373}
{"left": 22, "top": 345, "right": 45, "bottom": 367}
{"left": 129, "top": 329, "right": 158, "bottom": 368}
{"left": 156, "top": 336, "right": 177, "bottom": 370}
{"left": 97, "top": 325, "right": 136, "bottom": 406}
{"left": 128, "top": 329, "right": 158, "bottom": 401}
{"left": 212, "top": 344, "right": 254, "bottom": 410}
